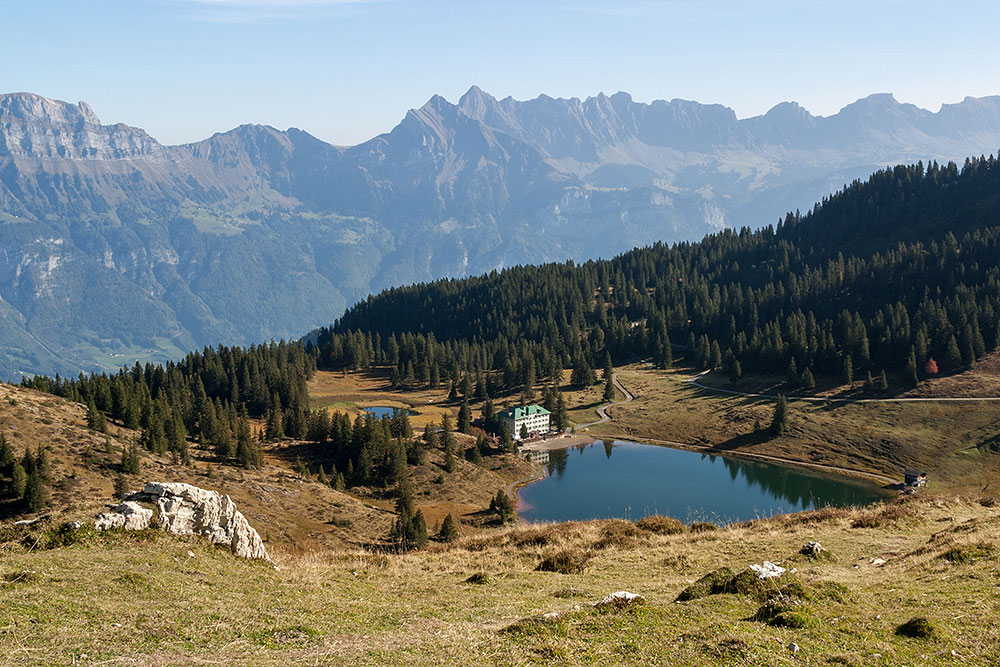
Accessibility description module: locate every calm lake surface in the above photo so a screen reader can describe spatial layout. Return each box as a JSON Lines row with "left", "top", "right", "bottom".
{"left": 517, "top": 440, "right": 888, "bottom": 524}
{"left": 363, "top": 406, "right": 413, "bottom": 418}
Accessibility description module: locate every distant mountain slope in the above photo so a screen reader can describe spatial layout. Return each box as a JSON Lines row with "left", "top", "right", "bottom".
{"left": 3, "top": 88, "right": 1000, "bottom": 378}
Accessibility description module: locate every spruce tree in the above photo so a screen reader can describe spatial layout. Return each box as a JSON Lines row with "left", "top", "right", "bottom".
{"left": 554, "top": 391, "right": 568, "bottom": 431}
{"left": 801, "top": 367, "right": 816, "bottom": 390}
{"left": 457, "top": 399, "right": 472, "bottom": 434}
{"left": 602, "top": 374, "right": 615, "bottom": 402}
{"left": 905, "top": 348, "right": 919, "bottom": 388}
{"left": 877, "top": 370, "right": 889, "bottom": 392}
{"left": 842, "top": 354, "right": 854, "bottom": 385}
{"left": 770, "top": 395, "right": 788, "bottom": 436}
{"left": 23, "top": 469, "right": 45, "bottom": 512}
{"left": 10, "top": 462, "right": 27, "bottom": 498}
{"left": 438, "top": 513, "right": 459, "bottom": 542}
{"left": 0, "top": 433, "right": 14, "bottom": 475}
{"left": 944, "top": 335, "right": 962, "bottom": 373}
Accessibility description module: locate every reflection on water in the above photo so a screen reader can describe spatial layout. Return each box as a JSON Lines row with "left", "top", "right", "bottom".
{"left": 519, "top": 440, "right": 888, "bottom": 524}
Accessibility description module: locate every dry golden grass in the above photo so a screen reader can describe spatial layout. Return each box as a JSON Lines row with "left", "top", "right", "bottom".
{"left": 0, "top": 381, "right": 534, "bottom": 553}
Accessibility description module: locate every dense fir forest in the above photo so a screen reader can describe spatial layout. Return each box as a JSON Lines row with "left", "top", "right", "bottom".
{"left": 19, "top": 342, "right": 315, "bottom": 470}
{"left": 316, "top": 157, "right": 1000, "bottom": 391}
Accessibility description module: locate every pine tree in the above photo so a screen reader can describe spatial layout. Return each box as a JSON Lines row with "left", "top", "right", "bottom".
{"left": 23, "top": 469, "right": 45, "bottom": 512}
{"left": 801, "top": 367, "right": 815, "bottom": 390}
{"left": 438, "top": 513, "right": 459, "bottom": 542}
{"left": 729, "top": 359, "right": 742, "bottom": 384}
{"left": 602, "top": 374, "right": 615, "bottom": 402}
{"left": 0, "top": 432, "right": 15, "bottom": 475}
{"left": 905, "top": 348, "right": 919, "bottom": 388}
{"left": 842, "top": 354, "right": 854, "bottom": 385}
{"left": 457, "top": 399, "right": 472, "bottom": 434}
{"left": 877, "top": 370, "right": 889, "bottom": 392}
{"left": 121, "top": 444, "right": 141, "bottom": 475}
{"left": 490, "top": 490, "right": 516, "bottom": 523}
{"left": 944, "top": 335, "right": 962, "bottom": 373}
{"left": 10, "top": 462, "right": 27, "bottom": 498}
{"left": 554, "top": 391, "right": 569, "bottom": 431}
{"left": 770, "top": 395, "right": 788, "bottom": 436}
{"left": 113, "top": 474, "right": 129, "bottom": 500}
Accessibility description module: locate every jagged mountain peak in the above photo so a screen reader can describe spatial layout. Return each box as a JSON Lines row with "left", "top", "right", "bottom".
{"left": 0, "top": 92, "right": 101, "bottom": 126}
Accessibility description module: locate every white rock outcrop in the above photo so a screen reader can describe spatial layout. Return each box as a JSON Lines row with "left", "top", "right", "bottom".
{"left": 594, "top": 591, "right": 645, "bottom": 607}
{"left": 93, "top": 482, "right": 269, "bottom": 561}
{"left": 139, "top": 482, "right": 270, "bottom": 561}
{"left": 95, "top": 501, "right": 152, "bottom": 531}
{"left": 749, "top": 561, "right": 786, "bottom": 580}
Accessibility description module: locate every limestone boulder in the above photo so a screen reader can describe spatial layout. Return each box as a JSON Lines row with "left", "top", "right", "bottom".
{"left": 95, "top": 501, "right": 152, "bottom": 531}
{"left": 138, "top": 482, "right": 270, "bottom": 561}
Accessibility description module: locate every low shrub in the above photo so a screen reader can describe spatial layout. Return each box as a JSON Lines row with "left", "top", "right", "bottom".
{"left": 635, "top": 515, "right": 686, "bottom": 535}
{"left": 676, "top": 566, "right": 734, "bottom": 602}
{"left": 536, "top": 549, "right": 592, "bottom": 574}
{"left": 689, "top": 521, "right": 718, "bottom": 533}
{"left": 752, "top": 595, "right": 816, "bottom": 628}
{"left": 593, "top": 520, "right": 644, "bottom": 549}
{"left": 895, "top": 616, "right": 938, "bottom": 639}
{"left": 939, "top": 543, "right": 993, "bottom": 563}
{"left": 464, "top": 572, "right": 491, "bottom": 585}
{"left": 851, "top": 500, "right": 918, "bottom": 528}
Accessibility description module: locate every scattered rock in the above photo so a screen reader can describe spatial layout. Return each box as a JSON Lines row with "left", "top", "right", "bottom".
{"left": 186, "top": 550, "right": 196, "bottom": 559}
{"left": 800, "top": 541, "right": 824, "bottom": 555}
{"left": 63, "top": 521, "right": 83, "bottom": 531}
{"left": 788, "top": 641, "right": 800, "bottom": 653}
{"left": 594, "top": 591, "right": 645, "bottom": 608}
{"left": 135, "top": 482, "right": 270, "bottom": 561}
{"left": 750, "top": 561, "right": 786, "bottom": 579}
{"left": 95, "top": 502, "right": 152, "bottom": 531}
{"left": 871, "top": 557, "right": 887, "bottom": 567}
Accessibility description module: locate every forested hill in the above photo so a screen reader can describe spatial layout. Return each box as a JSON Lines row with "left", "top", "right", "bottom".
{"left": 316, "top": 157, "right": 1000, "bottom": 390}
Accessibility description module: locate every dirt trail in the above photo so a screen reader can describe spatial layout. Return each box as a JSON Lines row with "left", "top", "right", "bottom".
{"left": 574, "top": 373, "right": 634, "bottom": 429}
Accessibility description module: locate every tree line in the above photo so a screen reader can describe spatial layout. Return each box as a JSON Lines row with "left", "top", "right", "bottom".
{"left": 314, "top": 157, "right": 1000, "bottom": 390}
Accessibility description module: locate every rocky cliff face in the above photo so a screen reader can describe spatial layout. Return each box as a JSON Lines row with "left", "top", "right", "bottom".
{"left": 3, "top": 88, "right": 1000, "bottom": 378}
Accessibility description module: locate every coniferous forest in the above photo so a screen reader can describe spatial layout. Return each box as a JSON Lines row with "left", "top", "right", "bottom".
{"left": 315, "top": 157, "right": 1000, "bottom": 390}
{"left": 11, "top": 156, "right": 1000, "bottom": 504}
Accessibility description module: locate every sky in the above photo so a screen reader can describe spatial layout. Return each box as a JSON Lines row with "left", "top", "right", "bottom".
{"left": 5, "top": 0, "right": 1000, "bottom": 147}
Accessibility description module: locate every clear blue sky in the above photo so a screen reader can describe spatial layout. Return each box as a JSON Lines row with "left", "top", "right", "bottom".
{"left": 5, "top": 0, "right": 1000, "bottom": 146}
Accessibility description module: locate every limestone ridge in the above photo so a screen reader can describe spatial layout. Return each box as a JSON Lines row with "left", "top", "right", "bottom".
{"left": 3, "top": 89, "right": 1000, "bottom": 378}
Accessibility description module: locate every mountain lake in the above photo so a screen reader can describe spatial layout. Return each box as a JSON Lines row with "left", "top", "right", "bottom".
{"left": 517, "top": 440, "right": 890, "bottom": 524}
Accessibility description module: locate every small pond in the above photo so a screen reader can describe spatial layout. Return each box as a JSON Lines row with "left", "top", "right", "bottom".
{"left": 363, "top": 405, "right": 413, "bottom": 418}
{"left": 517, "top": 440, "right": 889, "bottom": 524}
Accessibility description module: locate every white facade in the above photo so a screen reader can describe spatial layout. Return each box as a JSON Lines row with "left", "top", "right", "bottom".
{"left": 500, "top": 404, "right": 551, "bottom": 440}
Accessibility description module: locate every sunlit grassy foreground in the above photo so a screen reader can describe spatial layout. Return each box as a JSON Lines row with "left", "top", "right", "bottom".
{"left": 2, "top": 494, "right": 998, "bottom": 665}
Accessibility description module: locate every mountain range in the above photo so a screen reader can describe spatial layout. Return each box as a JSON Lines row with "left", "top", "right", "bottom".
{"left": 3, "top": 87, "right": 1000, "bottom": 378}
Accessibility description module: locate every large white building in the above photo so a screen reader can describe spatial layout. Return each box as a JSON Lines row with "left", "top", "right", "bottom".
{"left": 499, "top": 404, "right": 551, "bottom": 440}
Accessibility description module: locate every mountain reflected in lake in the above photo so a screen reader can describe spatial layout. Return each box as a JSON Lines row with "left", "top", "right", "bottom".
{"left": 518, "top": 440, "right": 888, "bottom": 524}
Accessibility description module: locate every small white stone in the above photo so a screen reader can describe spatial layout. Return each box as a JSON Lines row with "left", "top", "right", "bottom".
{"left": 186, "top": 550, "right": 195, "bottom": 558}
{"left": 787, "top": 642, "right": 800, "bottom": 653}
{"left": 594, "top": 591, "right": 644, "bottom": 607}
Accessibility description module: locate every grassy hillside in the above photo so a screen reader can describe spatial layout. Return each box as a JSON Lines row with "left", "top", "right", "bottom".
{"left": 1, "top": 494, "right": 997, "bottom": 664}
{"left": 563, "top": 359, "right": 1000, "bottom": 492}
{"left": 0, "top": 382, "right": 532, "bottom": 551}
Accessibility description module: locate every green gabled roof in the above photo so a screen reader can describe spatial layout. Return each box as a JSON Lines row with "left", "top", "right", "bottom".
{"left": 500, "top": 404, "right": 551, "bottom": 420}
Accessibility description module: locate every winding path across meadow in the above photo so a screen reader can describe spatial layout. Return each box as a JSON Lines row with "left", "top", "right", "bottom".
{"left": 574, "top": 373, "right": 635, "bottom": 429}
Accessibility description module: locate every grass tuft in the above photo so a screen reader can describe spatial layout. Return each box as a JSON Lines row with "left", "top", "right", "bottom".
{"left": 536, "top": 549, "right": 592, "bottom": 574}
{"left": 635, "top": 515, "right": 686, "bottom": 535}
{"left": 464, "top": 572, "right": 492, "bottom": 585}
{"left": 895, "top": 616, "right": 938, "bottom": 639}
